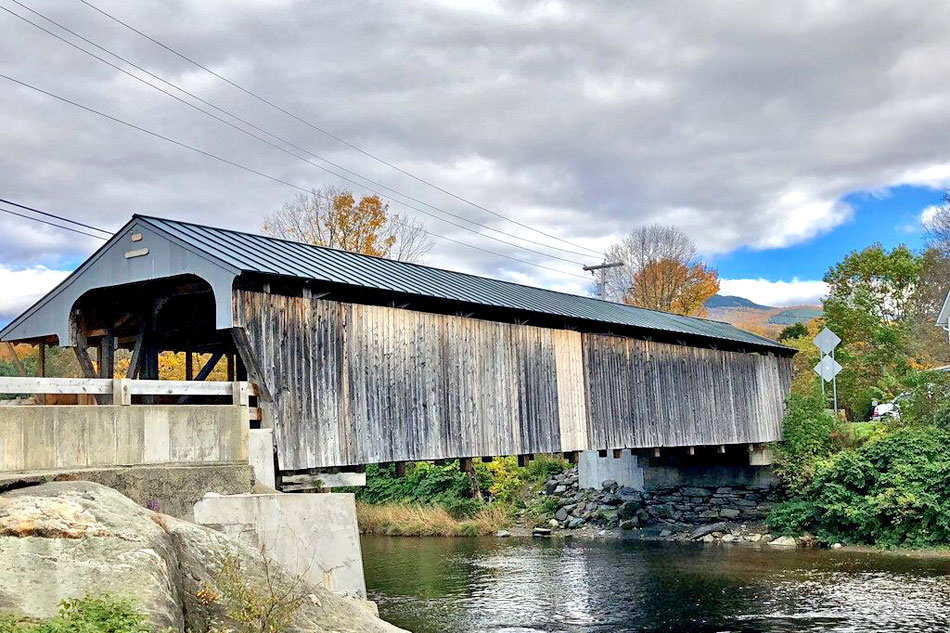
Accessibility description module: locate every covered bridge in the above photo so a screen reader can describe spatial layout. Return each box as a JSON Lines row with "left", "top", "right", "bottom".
{"left": 0, "top": 215, "right": 794, "bottom": 474}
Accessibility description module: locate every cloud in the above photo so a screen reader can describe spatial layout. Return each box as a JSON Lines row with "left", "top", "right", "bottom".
{"left": 718, "top": 278, "right": 828, "bottom": 307}
{"left": 2, "top": 1, "right": 950, "bottom": 288}
{"left": 921, "top": 204, "right": 942, "bottom": 228}
{"left": 0, "top": 266, "right": 71, "bottom": 323}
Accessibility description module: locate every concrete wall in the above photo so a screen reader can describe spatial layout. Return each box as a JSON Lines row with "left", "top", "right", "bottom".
{"left": 0, "top": 464, "right": 254, "bottom": 521}
{"left": 193, "top": 492, "right": 366, "bottom": 599}
{"left": 248, "top": 429, "right": 275, "bottom": 489}
{"left": 578, "top": 448, "right": 775, "bottom": 491}
{"left": 0, "top": 405, "right": 247, "bottom": 472}
{"left": 578, "top": 449, "right": 644, "bottom": 490}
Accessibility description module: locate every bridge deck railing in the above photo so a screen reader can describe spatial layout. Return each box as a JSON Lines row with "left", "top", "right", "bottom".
{"left": 0, "top": 377, "right": 261, "bottom": 421}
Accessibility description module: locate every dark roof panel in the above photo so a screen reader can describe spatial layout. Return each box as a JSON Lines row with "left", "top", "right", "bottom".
{"left": 141, "top": 215, "right": 790, "bottom": 352}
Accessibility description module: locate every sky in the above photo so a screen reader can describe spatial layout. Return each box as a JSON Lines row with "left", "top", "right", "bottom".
{"left": 2, "top": 0, "right": 950, "bottom": 325}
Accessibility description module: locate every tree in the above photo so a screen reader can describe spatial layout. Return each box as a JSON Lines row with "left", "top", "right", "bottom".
{"left": 626, "top": 259, "right": 719, "bottom": 316}
{"left": 604, "top": 225, "right": 719, "bottom": 316}
{"left": 822, "top": 244, "right": 924, "bottom": 417}
{"left": 924, "top": 191, "right": 950, "bottom": 254}
{"left": 262, "top": 186, "right": 432, "bottom": 262}
{"left": 778, "top": 322, "right": 809, "bottom": 342}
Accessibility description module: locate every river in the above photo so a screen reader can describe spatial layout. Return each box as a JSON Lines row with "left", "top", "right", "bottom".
{"left": 362, "top": 535, "right": 950, "bottom": 632}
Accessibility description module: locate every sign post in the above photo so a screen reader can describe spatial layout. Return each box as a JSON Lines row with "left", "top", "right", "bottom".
{"left": 812, "top": 327, "right": 842, "bottom": 412}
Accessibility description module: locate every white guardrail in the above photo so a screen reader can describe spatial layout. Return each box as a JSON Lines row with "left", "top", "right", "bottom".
{"left": 0, "top": 377, "right": 261, "bottom": 419}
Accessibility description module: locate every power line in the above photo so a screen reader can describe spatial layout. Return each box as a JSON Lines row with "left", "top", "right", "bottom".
{"left": 3, "top": 0, "right": 592, "bottom": 266}
{"left": 75, "top": 0, "right": 604, "bottom": 259}
{"left": 0, "top": 202, "right": 107, "bottom": 240}
{"left": 0, "top": 196, "right": 111, "bottom": 235}
{"left": 0, "top": 73, "right": 591, "bottom": 280}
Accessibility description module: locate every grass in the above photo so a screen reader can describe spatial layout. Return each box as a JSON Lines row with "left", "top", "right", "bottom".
{"left": 356, "top": 501, "right": 510, "bottom": 536}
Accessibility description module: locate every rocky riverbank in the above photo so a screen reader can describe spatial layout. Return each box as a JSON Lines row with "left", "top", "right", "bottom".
{"left": 0, "top": 481, "right": 406, "bottom": 632}
{"left": 528, "top": 466, "right": 813, "bottom": 548}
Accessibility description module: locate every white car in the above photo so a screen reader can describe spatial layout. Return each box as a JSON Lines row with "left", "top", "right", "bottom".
{"left": 871, "top": 393, "right": 908, "bottom": 420}
{"left": 871, "top": 401, "right": 897, "bottom": 420}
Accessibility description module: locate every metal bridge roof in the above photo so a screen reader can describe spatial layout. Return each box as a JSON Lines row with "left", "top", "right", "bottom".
{"left": 139, "top": 215, "right": 789, "bottom": 352}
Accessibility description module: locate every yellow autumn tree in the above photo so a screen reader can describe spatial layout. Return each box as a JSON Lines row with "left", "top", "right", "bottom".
{"left": 262, "top": 186, "right": 432, "bottom": 261}
{"left": 625, "top": 259, "right": 720, "bottom": 317}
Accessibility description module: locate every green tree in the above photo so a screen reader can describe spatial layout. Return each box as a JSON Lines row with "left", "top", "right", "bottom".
{"left": 822, "top": 244, "right": 923, "bottom": 417}
{"left": 778, "top": 322, "right": 808, "bottom": 341}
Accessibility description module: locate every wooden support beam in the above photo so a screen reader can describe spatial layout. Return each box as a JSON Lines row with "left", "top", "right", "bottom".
{"left": 563, "top": 451, "right": 579, "bottom": 465}
{"left": 38, "top": 343, "right": 46, "bottom": 378}
{"left": 612, "top": 448, "right": 624, "bottom": 459}
{"left": 226, "top": 354, "right": 235, "bottom": 381}
{"left": 597, "top": 449, "right": 608, "bottom": 458}
{"left": 73, "top": 343, "right": 97, "bottom": 380}
{"left": 517, "top": 454, "right": 533, "bottom": 467}
{"left": 177, "top": 351, "right": 225, "bottom": 404}
{"left": 230, "top": 328, "right": 273, "bottom": 402}
{"left": 653, "top": 448, "right": 661, "bottom": 458}
{"left": 394, "top": 461, "right": 407, "bottom": 477}
{"left": 98, "top": 332, "right": 115, "bottom": 379}
{"left": 688, "top": 446, "right": 695, "bottom": 456}
{"left": 126, "top": 323, "right": 146, "bottom": 380}
{"left": 185, "top": 351, "right": 194, "bottom": 381}
{"left": 459, "top": 457, "right": 474, "bottom": 473}
{"left": 194, "top": 352, "right": 224, "bottom": 382}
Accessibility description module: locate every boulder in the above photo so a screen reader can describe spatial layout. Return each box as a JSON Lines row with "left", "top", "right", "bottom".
{"left": 769, "top": 536, "right": 797, "bottom": 547}
{"left": 691, "top": 522, "right": 728, "bottom": 540}
{"left": 719, "top": 508, "right": 741, "bottom": 519}
{"left": 600, "top": 480, "right": 618, "bottom": 491}
{"left": 649, "top": 504, "right": 674, "bottom": 519}
{"left": 617, "top": 501, "right": 640, "bottom": 520}
{"left": 566, "top": 517, "right": 586, "bottom": 529}
{"left": 0, "top": 481, "right": 405, "bottom": 633}
{"left": 554, "top": 507, "right": 569, "bottom": 522}
{"left": 495, "top": 530, "right": 511, "bottom": 538}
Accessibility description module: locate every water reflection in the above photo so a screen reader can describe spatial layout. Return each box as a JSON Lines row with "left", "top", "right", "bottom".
{"left": 362, "top": 536, "right": 950, "bottom": 633}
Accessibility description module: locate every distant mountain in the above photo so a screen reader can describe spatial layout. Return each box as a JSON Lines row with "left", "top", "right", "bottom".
{"left": 768, "top": 306, "right": 823, "bottom": 326}
{"left": 703, "top": 294, "right": 822, "bottom": 338}
{"left": 704, "top": 294, "right": 773, "bottom": 310}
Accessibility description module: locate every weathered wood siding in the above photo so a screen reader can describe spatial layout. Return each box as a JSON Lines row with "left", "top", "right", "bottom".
{"left": 582, "top": 334, "right": 791, "bottom": 449}
{"left": 234, "top": 290, "right": 793, "bottom": 471}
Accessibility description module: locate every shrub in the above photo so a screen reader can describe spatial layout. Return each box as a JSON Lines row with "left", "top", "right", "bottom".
{"left": 768, "top": 426, "right": 950, "bottom": 546}
{"left": 0, "top": 595, "right": 150, "bottom": 633}
{"left": 213, "top": 551, "right": 308, "bottom": 633}
{"left": 773, "top": 392, "right": 844, "bottom": 494}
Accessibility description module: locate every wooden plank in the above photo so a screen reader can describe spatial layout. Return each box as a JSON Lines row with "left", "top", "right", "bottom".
{"left": 0, "top": 377, "right": 112, "bottom": 395}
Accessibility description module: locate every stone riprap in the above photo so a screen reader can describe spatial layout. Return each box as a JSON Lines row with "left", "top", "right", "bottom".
{"left": 538, "top": 467, "right": 801, "bottom": 546}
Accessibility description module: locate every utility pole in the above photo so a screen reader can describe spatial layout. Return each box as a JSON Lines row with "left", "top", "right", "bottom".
{"left": 583, "top": 261, "right": 624, "bottom": 299}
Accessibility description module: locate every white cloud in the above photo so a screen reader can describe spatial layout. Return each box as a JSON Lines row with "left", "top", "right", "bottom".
{"left": 0, "top": 266, "right": 70, "bottom": 323}
{"left": 921, "top": 204, "right": 941, "bottom": 228}
{"left": 719, "top": 278, "right": 828, "bottom": 307}
{"left": 3, "top": 1, "right": 950, "bottom": 288}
